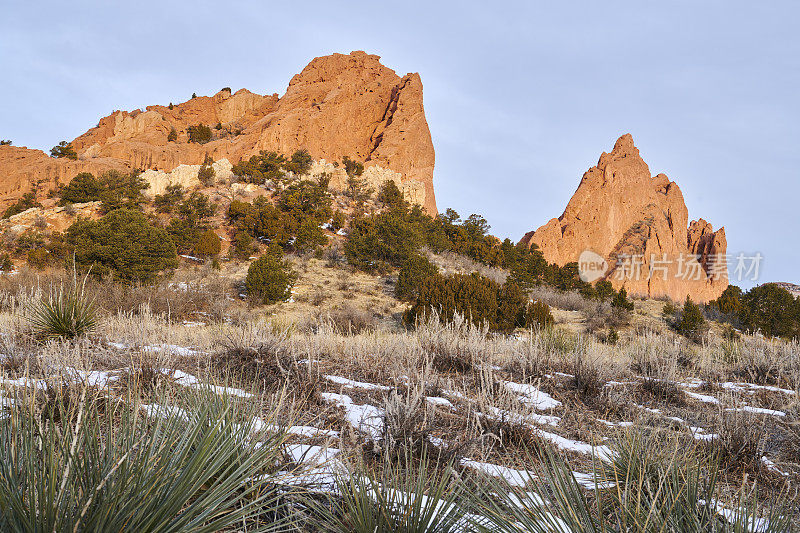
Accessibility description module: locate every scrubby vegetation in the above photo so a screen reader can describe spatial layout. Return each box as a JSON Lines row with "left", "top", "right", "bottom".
{"left": 0, "top": 283, "right": 792, "bottom": 530}
{"left": 187, "top": 124, "right": 212, "bottom": 144}
{"left": 57, "top": 170, "right": 149, "bottom": 213}
{"left": 49, "top": 140, "right": 78, "bottom": 159}
{"left": 405, "top": 272, "right": 553, "bottom": 332}
{"left": 228, "top": 178, "right": 331, "bottom": 254}
{"left": 66, "top": 209, "right": 178, "bottom": 282}
{"left": 246, "top": 245, "right": 296, "bottom": 304}
{"left": 3, "top": 191, "right": 42, "bottom": 218}
{"left": 0, "top": 139, "right": 798, "bottom": 529}
{"left": 232, "top": 149, "right": 314, "bottom": 184}
{"left": 710, "top": 283, "right": 800, "bottom": 339}
{"left": 197, "top": 153, "right": 216, "bottom": 186}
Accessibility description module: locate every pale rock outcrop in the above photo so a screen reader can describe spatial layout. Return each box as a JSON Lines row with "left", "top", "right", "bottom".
{"left": 520, "top": 134, "right": 728, "bottom": 303}
{"left": 308, "top": 159, "right": 426, "bottom": 207}
{"left": 1, "top": 201, "right": 102, "bottom": 234}
{"left": 0, "top": 51, "right": 436, "bottom": 213}
{"left": 141, "top": 159, "right": 234, "bottom": 197}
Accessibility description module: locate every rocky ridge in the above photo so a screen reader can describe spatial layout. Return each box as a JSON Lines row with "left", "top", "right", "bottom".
{"left": 0, "top": 51, "right": 436, "bottom": 213}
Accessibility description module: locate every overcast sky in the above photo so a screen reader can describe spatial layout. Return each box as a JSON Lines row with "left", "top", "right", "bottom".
{"left": 2, "top": 1, "right": 798, "bottom": 287}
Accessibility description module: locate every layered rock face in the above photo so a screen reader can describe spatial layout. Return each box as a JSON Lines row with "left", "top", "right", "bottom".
{"left": 520, "top": 134, "right": 728, "bottom": 303}
{"left": 0, "top": 51, "right": 436, "bottom": 213}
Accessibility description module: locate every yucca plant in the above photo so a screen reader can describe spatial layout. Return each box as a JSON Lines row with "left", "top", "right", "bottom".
{"left": 0, "top": 387, "right": 295, "bottom": 532}
{"left": 474, "top": 432, "right": 793, "bottom": 532}
{"left": 307, "top": 453, "right": 469, "bottom": 532}
{"left": 28, "top": 281, "right": 98, "bottom": 339}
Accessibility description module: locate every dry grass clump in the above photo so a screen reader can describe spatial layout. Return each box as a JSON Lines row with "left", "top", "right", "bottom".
{"left": 777, "top": 418, "right": 800, "bottom": 464}
{"left": 88, "top": 276, "right": 232, "bottom": 322}
{"left": 712, "top": 408, "right": 768, "bottom": 475}
{"left": 115, "top": 349, "right": 173, "bottom": 394}
{"left": 0, "top": 328, "right": 40, "bottom": 374}
{"left": 212, "top": 323, "right": 323, "bottom": 404}
{"left": 586, "top": 304, "right": 631, "bottom": 337}
{"left": 731, "top": 337, "right": 799, "bottom": 388}
{"left": 315, "top": 303, "right": 377, "bottom": 335}
{"left": 625, "top": 329, "right": 684, "bottom": 377}
{"left": 423, "top": 248, "right": 508, "bottom": 284}
{"left": 504, "top": 330, "right": 555, "bottom": 378}
{"left": 638, "top": 378, "right": 686, "bottom": 406}
{"left": 527, "top": 284, "right": 594, "bottom": 312}
{"left": 416, "top": 313, "right": 490, "bottom": 373}
{"left": 566, "top": 350, "right": 608, "bottom": 400}
{"left": 379, "top": 387, "right": 433, "bottom": 462}
{"left": 0, "top": 268, "right": 236, "bottom": 324}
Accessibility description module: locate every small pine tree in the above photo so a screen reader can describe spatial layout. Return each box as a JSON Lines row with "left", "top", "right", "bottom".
{"left": 194, "top": 229, "right": 221, "bottom": 258}
{"left": 0, "top": 140, "right": 11, "bottom": 146}
{"left": 197, "top": 154, "right": 216, "bottom": 186}
{"left": 245, "top": 246, "right": 296, "bottom": 305}
{"left": 287, "top": 149, "right": 313, "bottom": 175}
{"left": 66, "top": 209, "right": 178, "bottom": 282}
{"left": 396, "top": 254, "right": 439, "bottom": 301}
{"left": 50, "top": 141, "right": 78, "bottom": 160}
{"left": 3, "top": 192, "right": 42, "bottom": 218}
{"left": 294, "top": 218, "right": 327, "bottom": 253}
{"left": 710, "top": 285, "right": 743, "bottom": 316}
{"left": 378, "top": 180, "right": 406, "bottom": 210}
{"left": 187, "top": 124, "right": 212, "bottom": 144}
{"left": 496, "top": 281, "right": 529, "bottom": 332}
{"left": 524, "top": 300, "right": 555, "bottom": 328}
{"left": 611, "top": 287, "right": 635, "bottom": 311}
{"left": 168, "top": 102, "right": 174, "bottom": 110}
{"left": 26, "top": 248, "right": 50, "bottom": 270}
{"left": 330, "top": 211, "right": 346, "bottom": 231}
{"left": 191, "top": 92, "right": 197, "bottom": 99}
{"left": 676, "top": 296, "right": 707, "bottom": 341}
{"left": 58, "top": 172, "right": 104, "bottom": 205}
{"left": 738, "top": 283, "right": 800, "bottom": 339}
{"left": 342, "top": 156, "right": 364, "bottom": 177}
{"left": 153, "top": 184, "right": 185, "bottom": 214}
{"left": 232, "top": 231, "right": 255, "bottom": 260}
{"left": 346, "top": 174, "right": 373, "bottom": 202}
{"left": 167, "top": 127, "right": 178, "bottom": 142}
{"left": 0, "top": 253, "right": 13, "bottom": 271}
{"left": 595, "top": 279, "right": 614, "bottom": 299}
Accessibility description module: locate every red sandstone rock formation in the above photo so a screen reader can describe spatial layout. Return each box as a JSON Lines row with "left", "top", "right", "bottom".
{"left": 0, "top": 51, "right": 436, "bottom": 213}
{"left": 520, "top": 134, "right": 728, "bottom": 303}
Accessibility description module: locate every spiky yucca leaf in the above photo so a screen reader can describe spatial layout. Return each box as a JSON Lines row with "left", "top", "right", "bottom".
{"left": 308, "top": 453, "right": 469, "bottom": 533}
{"left": 0, "top": 387, "right": 294, "bottom": 532}
{"left": 28, "top": 284, "right": 98, "bottom": 339}
{"left": 473, "top": 433, "right": 793, "bottom": 532}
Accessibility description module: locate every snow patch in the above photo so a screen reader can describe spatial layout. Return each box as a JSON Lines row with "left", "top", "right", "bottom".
{"left": 321, "top": 392, "right": 385, "bottom": 440}
{"left": 502, "top": 381, "right": 562, "bottom": 410}
{"left": 324, "top": 375, "right": 392, "bottom": 391}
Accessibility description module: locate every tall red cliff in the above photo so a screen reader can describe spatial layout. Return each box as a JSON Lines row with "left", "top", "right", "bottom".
{"left": 520, "top": 134, "right": 728, "bottom": 303}
{"left": 0, "top": 51, "right": 437, "bottom": 213}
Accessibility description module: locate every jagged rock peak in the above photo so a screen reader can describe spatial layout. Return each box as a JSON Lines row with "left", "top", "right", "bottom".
{"left": 520, "top": 134, "right": 728, "bottom": 303}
